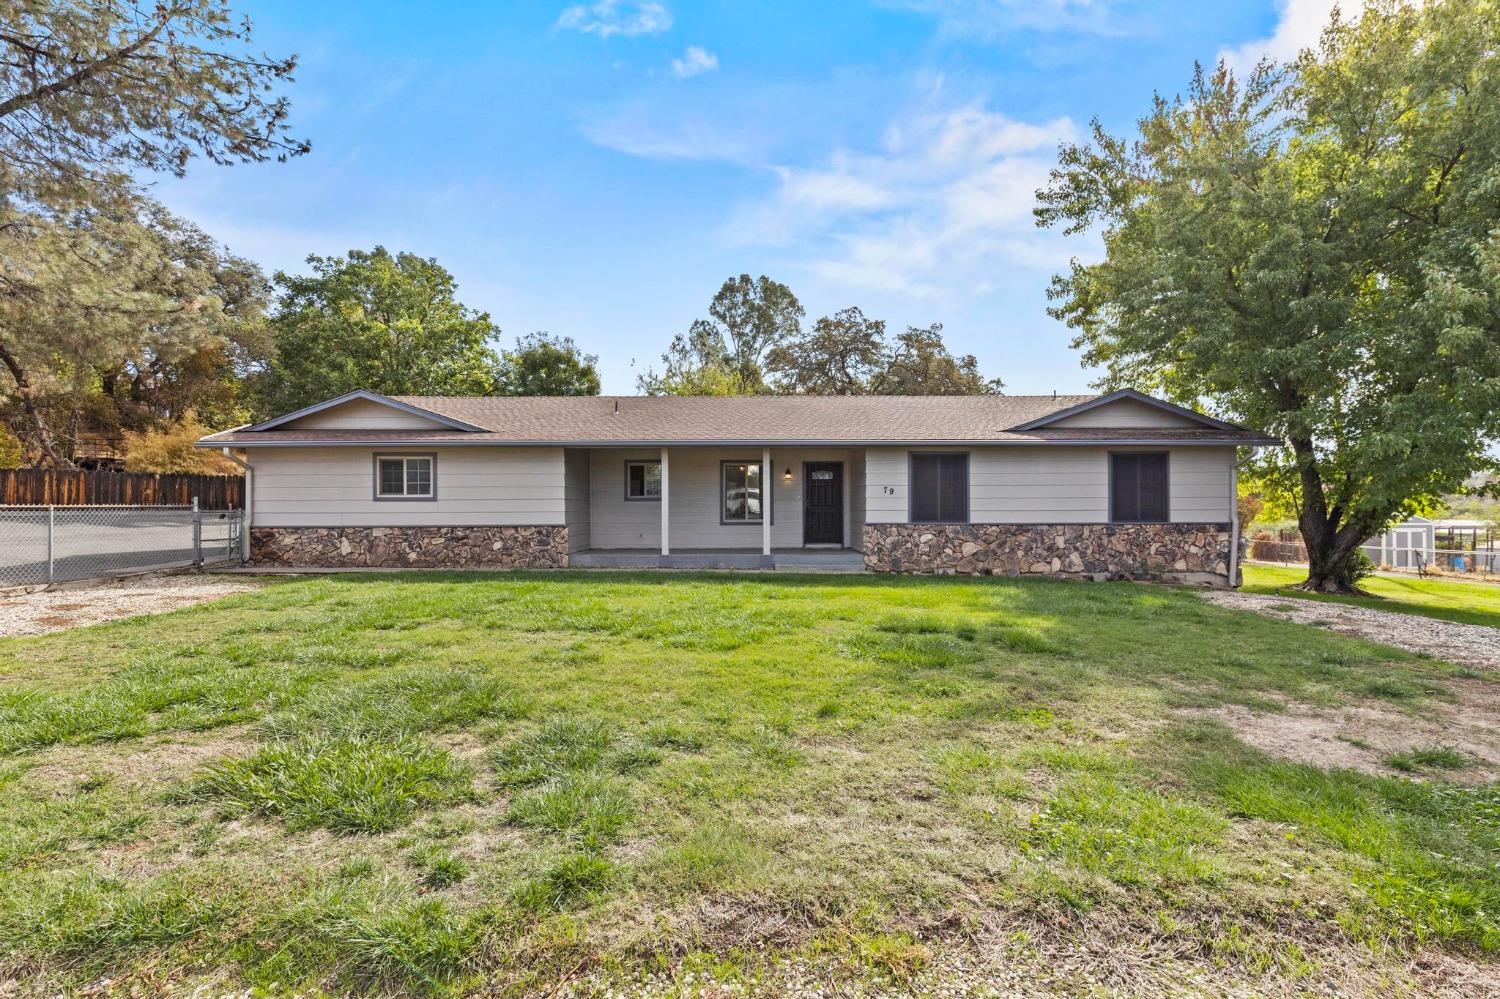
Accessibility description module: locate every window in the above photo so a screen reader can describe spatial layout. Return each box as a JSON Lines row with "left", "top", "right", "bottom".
{"left": 910, "top": 453, "right": 968, "bottom": 523}
{"left": 721, "top": 460, "right": 764, "bottom": 523}
{"left": 374, "top": 454, "right": 435, "bottom": 499}
{"left": 625, "top": 460, "right": 662, "bottom": 500}
{"left": 1110, "top": 452, "right": 1169, "bottom": 522}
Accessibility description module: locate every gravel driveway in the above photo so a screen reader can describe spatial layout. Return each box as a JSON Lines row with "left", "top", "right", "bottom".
{"left": 1202, "top": 590, "right": 1500, "bottom": 670}
{"left": 0, "top": 573, "right": 264, "bottom": 638}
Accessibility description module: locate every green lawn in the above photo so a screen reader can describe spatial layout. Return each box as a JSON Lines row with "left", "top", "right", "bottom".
{"left": 0, "top": 572, "right": 1496, "bottom": 995}
{"left": 1243, "top": 563, "right": 1500, "bottom": 629}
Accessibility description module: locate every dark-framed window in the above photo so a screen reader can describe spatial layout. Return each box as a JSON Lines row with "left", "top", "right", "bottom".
{"left": 721, "top": 460, "right": 765, "bottom": 524}
{"left": 625, "top": 459, "right": 662, "bottom": 501}
{"left": 374, "top": 453, "right": 436, "bottom": 500}
{"left": 1110, "top": 452, "right": 1169, "bottom": 523}
{"left": 909, "top": 452, "right": 968, "bottom": 523}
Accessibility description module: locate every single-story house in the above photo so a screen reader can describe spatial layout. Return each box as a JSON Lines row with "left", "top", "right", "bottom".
{"left": 197, "top": 388, "right": 1277, "bottom": 586}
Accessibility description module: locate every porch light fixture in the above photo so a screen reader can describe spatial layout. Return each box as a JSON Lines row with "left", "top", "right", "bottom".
{"left": 783, "top": 467, "right": 792, "bottom": 481}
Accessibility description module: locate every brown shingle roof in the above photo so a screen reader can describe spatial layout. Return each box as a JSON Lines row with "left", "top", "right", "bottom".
{"left": 199, "top": 393, "right": 1277, "bottom": 447}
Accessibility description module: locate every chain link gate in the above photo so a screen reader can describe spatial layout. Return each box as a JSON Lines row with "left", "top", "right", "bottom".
{"left": 0, "top": 502, "right": 244, "bottom": 588}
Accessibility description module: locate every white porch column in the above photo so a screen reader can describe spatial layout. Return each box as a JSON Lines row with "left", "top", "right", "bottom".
{"left": 762, "top": 447, "right": 772, "bottom": 557}
{"left": 660, "top": 446, "right": 670, "bottom": 557}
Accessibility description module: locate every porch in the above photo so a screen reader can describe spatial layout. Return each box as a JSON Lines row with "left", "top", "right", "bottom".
{"left": 565, "top": 445, "right": 868, "bottom": 563}
{"left": 570, "top": 547, "right": 867, "bottom": 571}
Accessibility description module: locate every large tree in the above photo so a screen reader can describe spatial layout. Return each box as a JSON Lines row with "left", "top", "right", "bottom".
{"left": 638, "top": 274, "right": 803, "bottom": 395}
{"left": 496, "top": 332, "right": 601, "bottom": 396}
{"left": 871, "top": 324, "right": 1003, "bottom": 396}
{"left": 0, "top": 185, "right": 266, "bottom": 464}
{"left": 767, "top": 306, "right": 886, "bottom": 395}
{"left": 259, "top": 248, "right": 503, "bottom": 413}
{"left": 1037, "top": 0, "right": 1500, "bottom": 592}
{"left": 0, "top": 0, "right": 306, "bottom": 200}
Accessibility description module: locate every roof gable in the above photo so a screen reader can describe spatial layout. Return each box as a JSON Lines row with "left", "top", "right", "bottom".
{"left": 249, "top": 390, "right": 486, "bottom": 433}
{"left": 1010, "top": 389, "right": 1245, "bottom": 433}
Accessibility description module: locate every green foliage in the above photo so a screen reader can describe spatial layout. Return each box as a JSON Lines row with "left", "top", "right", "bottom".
{"left": 1, "top": 186, "right": 268, "bottom": 464}
{"left": 1037, "top": 0, "right": 1500, "bottom": 589}
{"left": 0, "top": 0, "right": 305, "bottom": 202}
{"left": 766, "top": 306, "right": 887, "bottom": 394}
{"left": 193, "top": 735, "right": 474, "bottom": 833}
{"left": 1383, "top": 746, "right": 1471, "bottom": 773}
{"left": 870, "top": 323, "right": 1002, "bottom": 395}
{"left": 495, "top": 331, "right": 601, "bottom": 396}
{"left": 638, "top": 274, "right": 804, "bottom": 394}
{"left": 259, "top": 247, "right": 502, "bottom": 414}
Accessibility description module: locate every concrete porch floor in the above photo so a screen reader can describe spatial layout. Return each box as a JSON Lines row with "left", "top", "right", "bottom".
{"left": 570, "top": 547, "right": 867, "bottom": 571}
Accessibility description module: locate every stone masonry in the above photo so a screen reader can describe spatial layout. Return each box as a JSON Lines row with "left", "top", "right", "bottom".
{"left": 250, "top": 526, "right": 570, "bottom": 569}
{"left": 863, "top": 523, "right": 1233, "bottom": 586}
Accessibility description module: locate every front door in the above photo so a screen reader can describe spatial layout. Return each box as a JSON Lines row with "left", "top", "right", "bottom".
{"left": 803, "top": 462, "right": 843, "bottom": 545}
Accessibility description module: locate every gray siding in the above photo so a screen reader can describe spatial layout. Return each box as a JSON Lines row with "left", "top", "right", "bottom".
{"left": 278, "top": 397, "right": 452, "bottom": 430}
{"left": 588, "top": 447, "right": 861, "bottom": 550}
{"left": 865, "top": 446, "right": 1235, "bottom": 525}
{"left": 247, "top": 446, "right": 566, "bottom": 527}
{"left": 563, "top": 448, "right": 591, "bottom": 552}
{"left": 848, "top": 457, "right": 867, "bottom": 552}
{"left": 1047, "top": 398, "right": 1200, "bottom": 429}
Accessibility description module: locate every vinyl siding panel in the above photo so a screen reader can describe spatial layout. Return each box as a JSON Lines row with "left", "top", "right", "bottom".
{"left": 563, "top": 448, "right": 591, "bottom": 552}
{"left": 848, "top": 457, "right": 867, "bottom": 552}
{"left": 278, "top": 397, "right": 454, "bottom": 430}
{"left": 1047, "top": 398, "right": 1200, "bottom": 429}
{"left": 588, "top": 448, "right": 861, "bottom": 550}
{"left": 865, "top": 446, "right": 1234, "bottom": 525}
{"left": 247, "top": 446, "right": 566, "bottom": 527}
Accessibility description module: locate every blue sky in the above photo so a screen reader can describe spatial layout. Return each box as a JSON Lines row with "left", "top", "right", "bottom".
{"left": 154, "top": 0, "right": 1336, "bottom": 394}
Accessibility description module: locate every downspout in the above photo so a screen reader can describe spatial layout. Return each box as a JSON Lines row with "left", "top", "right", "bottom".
{"left": 1228, "top": 448, "right": 1258, "bottom": 588}
{"left": 221, "top": 448, "right": 253, "bottom": 563}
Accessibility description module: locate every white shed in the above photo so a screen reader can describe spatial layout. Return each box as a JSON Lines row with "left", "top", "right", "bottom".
{"left": 1362, "top": 516, "right": 1435, "bottom": 569}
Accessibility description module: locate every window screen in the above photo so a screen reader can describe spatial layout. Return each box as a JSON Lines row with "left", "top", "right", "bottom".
{"left": 375, "top": 455, "right": 434, "bottom": 498}
{"left": 625, "top": 461, "right": 662, "bottom": 500}
{"left": 1110, "top": 453, "right": 1169, "bottom": 522}
{"left": 910, "top": 453, "right": 968, "bottom": 523}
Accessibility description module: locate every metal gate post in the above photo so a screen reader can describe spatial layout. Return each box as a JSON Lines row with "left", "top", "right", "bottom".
{"left": 46, "top": 505, "right": 54, "bottom": 583}
{"left": 192, "top": 497, "right": 203, "bottom": 567}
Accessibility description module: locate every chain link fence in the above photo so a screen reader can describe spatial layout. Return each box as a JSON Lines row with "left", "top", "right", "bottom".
{"left": 1246, "top": 534, "right": 1500, "bottom": 580}
{"left": 0, "top": 504, "right": 242, "bottom": 589}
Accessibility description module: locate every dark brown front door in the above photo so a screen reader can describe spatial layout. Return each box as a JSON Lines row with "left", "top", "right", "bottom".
{"left": 803, "top": 462, "right": 843, "bottom": 545}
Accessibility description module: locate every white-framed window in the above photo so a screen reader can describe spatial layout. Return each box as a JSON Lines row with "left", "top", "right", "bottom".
{"left": 374, "top": 453, "right": 436, "bottom": 500}
{"left": 625, "top": 460, "right": 662, "bottom": 500}
{"left": 721, "top": 460, "right": 764, "bottom": 524}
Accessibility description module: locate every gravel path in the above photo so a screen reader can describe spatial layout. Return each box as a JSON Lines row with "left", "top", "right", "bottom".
{"left": 0, "top": 573, "right": 264, "bottom": 638}
{"left": 1202, "top": 591, "right": 1500, "bottom": 670}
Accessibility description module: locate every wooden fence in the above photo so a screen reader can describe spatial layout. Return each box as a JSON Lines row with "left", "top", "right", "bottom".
{"left": 0, "top": 469, "right": 244, "bottom": 509}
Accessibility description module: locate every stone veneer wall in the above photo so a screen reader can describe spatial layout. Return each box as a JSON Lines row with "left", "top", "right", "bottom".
{"left": 250, "top": 526, "right": 569, "bottom": 569}
{"left": 863, "top": 523, "right": 1233, "bottom": 586}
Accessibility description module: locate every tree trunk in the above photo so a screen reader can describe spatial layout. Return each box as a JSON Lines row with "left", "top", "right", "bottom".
{"left": 0, "top": 337, "right": 71, "bottom": 467}
{"left": 1289, "top": 434, "right": 1380, "bottom": 594}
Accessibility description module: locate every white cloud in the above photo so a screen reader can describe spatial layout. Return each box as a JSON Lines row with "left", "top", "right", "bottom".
{"left": 580, "top": 103, "right": 761, "bottom": 163}
{"left": 1220, "top": 0, "right": 1340, "bottom": 75}
{"left": 556, "top": 1, "right": 673, "bottom": 39}
{"left": 730, "top": 103, "right": 1078, "bottom": 298}
{"left": 670, "top": 45, "right": 718, "bottom": 79}
{"left": 883, "top": 0, "right": 1127, "bottom": 36}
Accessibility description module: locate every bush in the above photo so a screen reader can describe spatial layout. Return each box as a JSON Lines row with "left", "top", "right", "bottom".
{"left": 1334, "top": 549, "right": 1376, "bottom": 590}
